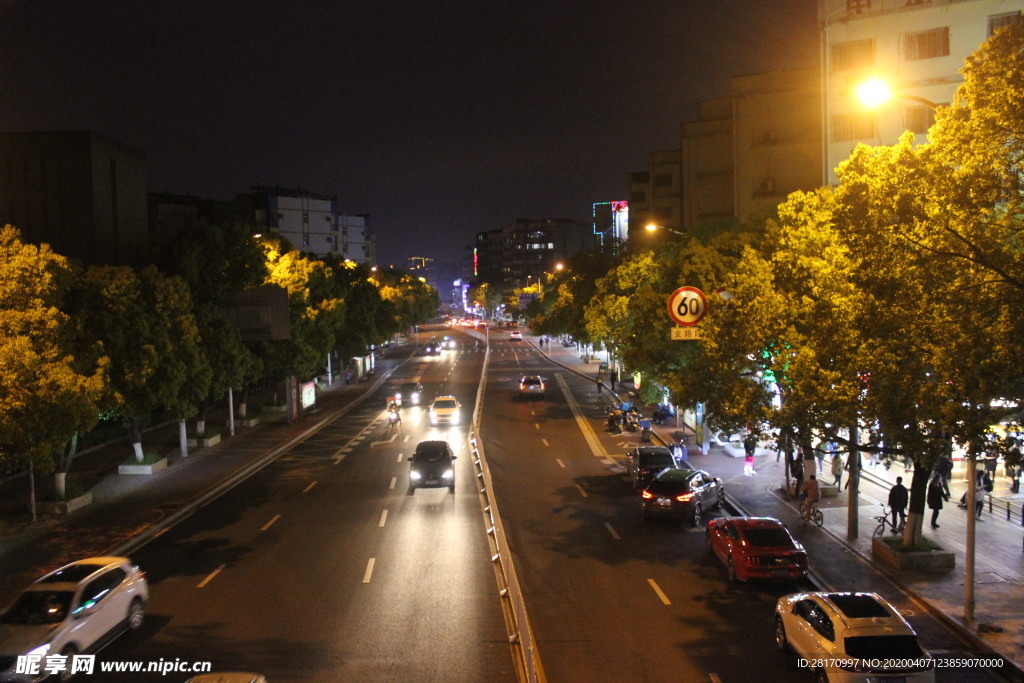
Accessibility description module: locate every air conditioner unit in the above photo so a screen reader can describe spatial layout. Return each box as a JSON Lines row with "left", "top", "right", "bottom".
{"left": 757, "top": 180, "right": 775, "bottom": 194}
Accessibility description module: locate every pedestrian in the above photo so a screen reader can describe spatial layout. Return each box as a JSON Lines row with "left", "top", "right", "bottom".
{"left": 842, "top": 451, "right": 862, "bottom": 491}
{"left": 791, "top": 455, "right": 804, "bottom": 497}
{"left": 801, "top": 474, "right": 820, "bottom": 522}
{"left": 344, "top": 368, "right": 352, "bottom": 385}
{"left": 887, "top": 476, "right": 909, "bottom": 531}
{"left": 927, "top": 475, "right": 944, "bottom": 529}
{"left": 815, "top": 444, "right": 825, "bottom": 473}
{"left": 831, "top": 453, "right": 844, "bottom": 489}
{"left": 975, "top": 475, "right": 989, "bottom": 519}
{"left": 984, "top": 452, "right": 998, "bottom": 483}
{"left": 744, "top": 452, "right": 756, "bottom": 476}
{"left": 676, "top": 440, "right": 689, "bottom": 466}
{"left": 596, "top": 378, "right": 602, "bottom": 395}
{"left": 933, "top": 454, "right": 952, "bottom": 500}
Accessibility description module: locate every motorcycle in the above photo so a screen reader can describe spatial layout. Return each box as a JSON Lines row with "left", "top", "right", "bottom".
{"left": 607, "top": 409, "right": 623, "bottom": 434}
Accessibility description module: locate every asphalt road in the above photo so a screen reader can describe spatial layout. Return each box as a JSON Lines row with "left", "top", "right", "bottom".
{"left": 95, "top": 328, "right": 514, "bottom": 682}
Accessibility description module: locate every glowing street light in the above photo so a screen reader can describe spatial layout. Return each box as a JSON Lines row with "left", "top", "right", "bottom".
{"left": 855, "top": 76, "right": 938, "bottom": 111}
{"left": 645, "top": 223, "right": 686, "bottom": 237}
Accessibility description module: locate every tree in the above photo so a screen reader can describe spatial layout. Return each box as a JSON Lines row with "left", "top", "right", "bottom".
{"left": 468, "top": 282, "right": 502, "bottom": 319}
{"left": 0, "top": 226, "right": 107, "bottom": 515}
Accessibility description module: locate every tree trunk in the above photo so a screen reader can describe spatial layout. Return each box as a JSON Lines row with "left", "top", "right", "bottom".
{"left": 53, "top": 433, "right": 79, "bottom": 498}
{"left": 179, "top": 420, "right": 189, "bottom": 459}
{"left": 239, "top": 385, "right": 249, "bottom": 419}
{"left": 903, "top": 465, "right": 930, "bottom": 548}
{"left": 55, "top": 471, "right": 67, "bottom": 500}
{"left": 28, "top": 457, "right": 36, "bottom": 522}
{"left": 196, "top": 400, "right": 208, "bottom": 436}
{"left": 130, "top": 419, "right": 144, "bottom": 461}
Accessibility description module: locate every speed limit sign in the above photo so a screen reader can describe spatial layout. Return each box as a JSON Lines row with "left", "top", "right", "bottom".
{"left": 667, "top": 287, "right": 707, "bottom": 327}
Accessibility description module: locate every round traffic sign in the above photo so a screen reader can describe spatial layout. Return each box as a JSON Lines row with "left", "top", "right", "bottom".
{"left": 667, "top": 287, "right": 707, "bottom": 327}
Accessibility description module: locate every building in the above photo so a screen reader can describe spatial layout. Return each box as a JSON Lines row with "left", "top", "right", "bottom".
{"left": 820, "top": 0, "right": 1023, "bottom": 184}
{"left": 0, "top": 130, "right": 149, "bottom": 266}
{"left": 628, "top": 67, "right": 822, "bottom": 238}
{"left": 246, "top": 186, "right": 374, "bottom": 263}
{"left": 473, "top": 228, "right": 505, "bottom": 285}
{"left": 502, "top": 218, "right": 596, "bottom": 287}
{"left": 592, "top": 201, "right": 629, "bottom": 257}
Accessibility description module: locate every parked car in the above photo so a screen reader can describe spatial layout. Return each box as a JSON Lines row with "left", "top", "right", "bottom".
{"left": 774, "top": 592, "right": 935, "bottom": 682}
{"left": 706, "top": 517, "right": 807, "bottom": 582}
{"left": 641, "top": 469, "right": 724, "bottom": 526}
{"left": 509, "top": 330, "right": 523, "bottom": 341}
{"left": 0, "top": 557, "right": 148, "bottom": 682}
{"left": 398, "top": 382, "right": 424, "bottom": 406}
{"left": 626, "top": 447, "right": 679, "bottom": 490}
{"left": 407, "top": 440, "right": 457, "bottom": 494}
{"left": 428, "top": 396, "right": 461, "bottom": 425}
{"left": 518, "top": 375, "right": 545, "bottom": 398}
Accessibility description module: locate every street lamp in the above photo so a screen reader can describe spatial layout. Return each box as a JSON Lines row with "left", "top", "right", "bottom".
{"left": 644, "top": 223, "right": 686, "bottom": 238}
{"left": 855, "top": 76, "right": 939, "bottom": 111}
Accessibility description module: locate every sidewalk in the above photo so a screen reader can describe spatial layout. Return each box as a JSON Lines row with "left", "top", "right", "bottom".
{"left": 531, "top": 333, "right": 1024, "bottom": 678}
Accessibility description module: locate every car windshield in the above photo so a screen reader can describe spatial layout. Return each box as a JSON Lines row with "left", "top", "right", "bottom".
{"left": 830, "top": 594, "right": 891, "bottom": 619}
{"left": 1, "top": 590, "right": 74, "bottom": 624}
{"left": 522, "top": 378, "right": 541, "bottom": 386}
{"left": 639, "top": 453, "right": 675, "bottom": 468}
{"left": 744, "top": 527, "right": 794, "bottom": 547}
{"left": 400, "top": 384, "right": 419, "bottom": 393}
{"left": 843, "top": 635, "right": 925, "bottom": 659}
{"left": 646, "top": 474, "right": 690, "bottom": 494}
{"left": 433, "top": 399, "right": 457, "bottom": 410}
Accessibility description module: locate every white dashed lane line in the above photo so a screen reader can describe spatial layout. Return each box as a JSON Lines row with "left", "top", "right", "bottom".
{"left": 363, "top": 558, "right": 375, "bottom": 584}
{"left": 556, "top": 458, "right": 566, "bottom": 468}
{"left": 604, "top": 522, "right": 620, "bottom": 540}
{"left": 647, "top": 578, "right": 671, "bottom": 605}
{"left": 379, "top": 509, "right": 388, "bottom": 527}
{"left": 302, "top": 481, "right": 317, "bottom": 493}
{"left": 197, "top": 564, "right": 225, "bottom": 589}
{"left": 574, "top": 484, "right": 588, "bottom": 498}
{"left": 389, "top": 477, "right": 397, "bottom": 490}
{"left": 260, "top": 514, "right": 281, "bottom": 531}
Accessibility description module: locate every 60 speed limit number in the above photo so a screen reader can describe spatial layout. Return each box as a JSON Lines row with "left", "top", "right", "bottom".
{"left": 667, "top": 287, "right": 707, "bottom": 327}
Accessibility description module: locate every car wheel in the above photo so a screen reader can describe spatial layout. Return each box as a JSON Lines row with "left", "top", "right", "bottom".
{"left": 691, "top": 503, "right": 702, "bottom": 527}
{"left": 448, "top": 483, "right": 455, "bottom": 493}
{"left": 58, "top": 645, "right": 77, "bottom": 682}
{"left": 717, "top": 488, "right": 726, "bottom": 509}
{"left": 127, "top": 598, "right": 145, "bottom": 631}
{"left": 727, "top": 556, "right": 738, "bottom": 583}
{"left": 774, "top": 616, "right": 788, "bottom": 652}
{"left": 407, "top": 485, "right": 415, "bottom": 495}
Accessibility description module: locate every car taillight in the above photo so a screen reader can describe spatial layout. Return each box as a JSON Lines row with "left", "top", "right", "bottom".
{"left": 676, "top": 492, "right": 694, "bottom": 502}
{"left": 641, "top": 490, "right": 653, "bottom": 499}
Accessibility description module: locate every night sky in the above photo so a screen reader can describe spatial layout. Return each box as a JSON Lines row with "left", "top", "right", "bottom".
{"left": 0, "top": 0, "right": 819, "bottom": 267}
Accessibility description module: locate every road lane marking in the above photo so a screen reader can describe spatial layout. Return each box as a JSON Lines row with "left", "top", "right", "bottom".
{"left": 556, "top": 458, "right": 566, "bottom": 468}
{"left": 302, "top": 481, "right": 318, "bottom": 493}
{"left": 379, "top": 509, "right": 388, "bottom": 527}
{"left": 260, "top": 514, "right": 282, "bottom": 531}
{"left": 363, "top": 558, "right": 375, "bottom": 583}
{"left": 397, "top": 453, "right": 404, "bottom": 463}
{"left": 648, "top": 578, "right": 671, "bottom": 605}
{"left": 574, "top": 484, "right": 588, "bottom": 498}
{"left": 535, "top": 423, "right": 540, "bottom": 430}
{"left": 709, "top": 675, "right": 723, "bottom": 683}
{"left": 404, "top": 435, "right": 410, "bottom": 442}
{"left": 556, "top": 375, "right": 609, "bottom": 459}
{"left": 604, "top": 522, "right": 620, "bottom": 540}
{"left": 389, "top": 476, "right": 397, "bottom": 489}
{"left": 542, "top": 438, "right": 549, "bottom": 447}
{"left": 197, "top": 564, "right": 225, "bottom": 588}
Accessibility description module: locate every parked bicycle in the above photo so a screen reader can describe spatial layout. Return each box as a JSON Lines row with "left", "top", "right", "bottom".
{"left": 798, "top": 499, "right": 824, "bottom": 527}
{"left": 872, "top": 504, "right": 905, "bottom": 537}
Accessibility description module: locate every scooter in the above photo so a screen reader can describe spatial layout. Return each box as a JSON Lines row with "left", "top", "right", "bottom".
{"left": 607, "top": 409, "right": 623, "bottom": 434}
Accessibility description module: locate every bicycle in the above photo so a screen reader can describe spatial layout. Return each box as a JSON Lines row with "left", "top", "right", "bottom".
{"left": 798, "top": 499, "right": 824, "bottom": 527}
{"left": 872, "top": 504, "right": 905, "bottom": 537}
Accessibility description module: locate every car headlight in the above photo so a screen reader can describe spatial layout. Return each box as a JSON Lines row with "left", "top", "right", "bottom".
{"left": 27, "top": 643, "right": 50, "bottom": 657}
{"left": 442, "top": 469, "right": 454, "bottom": 479}
{"left": 451, "top": 409, "right": 460, "bottom": 420}
{"left": 410, "top": 471, "right": 422, "bottom": 480}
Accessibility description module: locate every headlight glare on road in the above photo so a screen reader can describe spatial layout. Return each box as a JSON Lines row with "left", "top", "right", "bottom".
{"left": 442, "top": 469, "right": 454, "bottom": 479}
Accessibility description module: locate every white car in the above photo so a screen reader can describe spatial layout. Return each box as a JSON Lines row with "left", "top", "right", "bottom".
{"left": 509, "top": 330, "right": 523, "bottom": 341}
{"left": 0, "top": 557, "right": 148, "bottom": 682}
{"left": 428, "top": 396, "right": 461, "bottom": 425}
{"left": 774, "top": 592, "right": 934, "bottom": 682}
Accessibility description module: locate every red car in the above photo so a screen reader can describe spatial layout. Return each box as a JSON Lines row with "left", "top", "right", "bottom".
{"left": 706, "top": 517, "right": 807, "bottom": 582}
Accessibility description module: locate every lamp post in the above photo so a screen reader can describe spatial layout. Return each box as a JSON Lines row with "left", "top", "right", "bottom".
{"left": 644, "top": 223, "right": 686, "bottom": 238}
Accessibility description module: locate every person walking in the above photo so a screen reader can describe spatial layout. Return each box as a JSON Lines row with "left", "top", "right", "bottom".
{"left": 975, "top": 475, "right": 988, "bottom": 519}
{"left": 596, "top": 378, "right": 602, "bottom": 395}
{"left": 801, "top": 474, "right": 820, "bottom": 522}
{"left": 676, "top": 440, "right": 689, "bottom": 467}
{"left": 933, "top": 454, "right": 952, "bottom": 500}
{"left": 927, "top": 475, "right": 944, "bottom": 529}
{"left": 831, "top": 453, "right": 844, "bottom": 489}
{"left": 887, "top": 476, "right": 909, "bottom": 532}
{"left": 744, "top": 452, "right": 756, "bottom": 476}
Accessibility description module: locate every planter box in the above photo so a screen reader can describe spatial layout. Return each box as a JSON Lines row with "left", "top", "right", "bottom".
{"left": 819, "top": 484, "right": 839, "bottom": 498}
{"left": 57, "top": 492, "right": 93, "bottom": 514}
{"left": 239, "top": 417, "right": 260, "bottom": 428}
{"left": 118, "top": 458, "right": 168, "bottom": 475}
{"left": 872, "top": 536, "right": 955, "bottom": 571}
{"left": 187, "top": 433, "right": 221, "bottom": 448}
{"left": 262, "top": 404, "right": 287, "bottom": 415}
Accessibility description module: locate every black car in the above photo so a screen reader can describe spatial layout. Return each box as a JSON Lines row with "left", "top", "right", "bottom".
{"left": 626, "top": 446, "right": 679, "bottom": 489}
{"left": 423, "top": 338, "right": 440, "bottom": 355}
{"left": 398, "top": 382, "right": 424, "bottom": 405}
{"left": 407, "top": 440, "right": 457, "bottom": 494}
{"left": 641, "top": 468, "right": 725, "bottom": 526}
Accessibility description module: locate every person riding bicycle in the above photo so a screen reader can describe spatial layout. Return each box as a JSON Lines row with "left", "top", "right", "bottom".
{"left": 801, "top": 474, "right": 821, "bottom": 522}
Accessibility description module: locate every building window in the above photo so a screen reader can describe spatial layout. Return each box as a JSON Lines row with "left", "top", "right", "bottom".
{"left": 989, "top": 12, "right": 1022, "bottom": 37}
{"left": 903, "top": 105, "right": 938, "bottom": 134}
{"left": 831, "top": 113, "right": 874, "bottom": 142}
{"left": 846, "top": 0, "right": 871, "bottom": 12}
{"left": 903, "top": 27, "right": 949, "bottom": 61}
{"left": 831, "top": 39, "right": 873, "bottom": 71}
{"left": 654, "top": 173, "right": 673, "bottom": 187}
{"left": 630, "top": 191, "right": 647, "bottom": 203}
